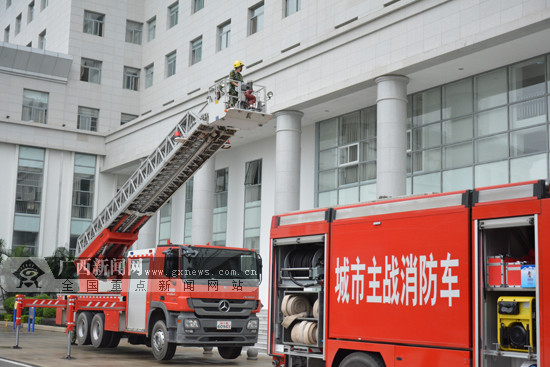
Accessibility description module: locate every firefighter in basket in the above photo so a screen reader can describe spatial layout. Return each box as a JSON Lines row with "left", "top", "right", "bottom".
{"left": 228, "top": 60, "right": 256, "bottom": 109}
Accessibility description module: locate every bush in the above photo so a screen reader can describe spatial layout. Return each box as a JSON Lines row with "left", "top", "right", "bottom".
{"left": 31, "top": 294, "right": 51, "bottom": 317}
{"left": 4, "top": 314, "right": 13, "bottom": 322}
{"left": 3, "top": 296, "right": 15, "bottom": 314}
{"left": 42, "top": 307, "right": 56, "bottom": 318}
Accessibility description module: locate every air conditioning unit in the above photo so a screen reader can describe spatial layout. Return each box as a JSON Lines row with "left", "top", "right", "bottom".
{"left": 497, "top": 296, "right": 536, "bottom": 352}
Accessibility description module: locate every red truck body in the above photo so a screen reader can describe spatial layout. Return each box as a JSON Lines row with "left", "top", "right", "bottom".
{"left": 269, "top": 180, "right": 547, "bottom": 367}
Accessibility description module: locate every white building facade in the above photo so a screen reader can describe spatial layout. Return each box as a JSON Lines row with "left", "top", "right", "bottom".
{"left": 2, "top": 0, "right": 550, "bottom": 302}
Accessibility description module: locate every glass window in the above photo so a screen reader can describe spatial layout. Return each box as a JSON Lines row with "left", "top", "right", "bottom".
{"left": 509, "top": 56, "right": 546, "bottom": 103}
{"left": 511, "top": 154, "right": 547, "bottom": 183}
{"left": 123, "top": 66, "right": 140, "bottom": 90}
{"left": 285, "top": 0, "right": 301, "bottom": 17}
{"left": 4, "top": 25, "right": 9, "bottom": 42}
{"left": 359, "top": 183, "right": 376, "bottom": 202}
{"left": 40, "top": 0, "right": 47, "bottom": 11}
{"left": 15, "top": 146, "right": 44, "bottom": 216}
{"left": 412, "top": 172, "right": 441, "bottom": 194}
{"left": 28, "top": 1, "right": 34, "bottom": 23}
{"left": 475, "top": 161, "right": 508, "bottom": 187}
{"left": 442, "top": 117, "right": 472, "bottom": 144}
{"left": 475, "top": 133, "right": 508, "bottom": 163}
{"left": 413, "top": 148, "right": 441, "bottom": 173}
{"left": 319, "top": 118, "right": 338, "bottom": 150}
{"left": 510, "top": 97, "right": 547, "bottom": 129}
{"left": 22, "top": 89, "right": 48, "bottom": 124}
{"left": 15, "top": 14, "right": 21, "bottom": 34}
{"left": 38, "top": 29, "right": 46, "bottom": 49}
{"left": 360, "top": 162, "right": 376, "bottom": 181}
{"left": 83, "top": 10, "right": 104, "bottom": 36}
{"left": 168, "top": 2, "right": 178, "bottom": 28}
{"left": 443, "top": 79, "right": 472, "bottom": 119}
{"left": 244, "top": 159, "right": 262, "bottom": 252}
{"left": 318, "top": 190, "right": 337, "bottom": 208}
{"left": 319, "top": 169, "right": 337, "bottom": 191}
{"left": 249, "top": 2, "right": 264, "bottom": 35}
{"left": 319, "top": 148, "right": 337, "bottom": 170}
{"left": 443, "top": 167, "right": 472, "bottom": 192}
{"left": 217, "top": 21, "right": 231, "bottom": 51}
{"left": 475, "top": 107, "right": 507, "bottom": 137}
{"left": 166, "top": 51, "right": 176, "bottom": 77}
{"left": 147, "top": 17, "right": 156, "bottom": 42}
{"left": 121, "top": 113, "right": 137, "bottom": 125}
{"left": 80, "top": 58, "right": 102, "bottom": 83}
{"left": 339, "top": 165, "right": 358, "bottom": 185}
{"left": 510, "top": 126, "right": 547, "bottom": 157}
{"left": 339, "top": 112, "right": 360, "bottom": 145}
{"left": 413, "top": 87, "right": 441, "bottom": 126}
{"left": 443, "top": 142, "right": 473, "bottom": 169}
{"left": 7, "top": 0, "right": 12, "bottom": 8}
{"left": 213, "top": 168, "right": 228, "bottom": 246}
{"left": 158, "top": 199, "right": 171, "bottom": 244}
{"left": 338, "top": 186, "right": 358, "bottom": 205}
{"left": 193, "top": 0, "right": 204, "bottom": 13}
{"left": 77, "top": 106, "right": 99, "bottom": 132}
{"left": 190, "top": 37, "right": 202, "bottom": 65}
{"left": 145, "top": 64, "right": 154, "bottom": 88}
{"left": 475, "top": 68, "right": 507, "bottom": 111}
{"left": 413, "top": 123, "right": 441, "bottom": 150}
{"left": 184, "top": 178, "right": 193, "bottom": 243}
{"left": 125, "top": 20, "right": 142, "bottom": 44}
{"left": 70, "top": 153, "right": 96, "bottom": 253}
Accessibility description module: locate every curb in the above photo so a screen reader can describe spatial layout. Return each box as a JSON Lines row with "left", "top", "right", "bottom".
{"left": 1, "top": 322, "right": 66, "bottom": 333}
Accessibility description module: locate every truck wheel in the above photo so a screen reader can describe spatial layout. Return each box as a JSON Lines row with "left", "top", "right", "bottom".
{"left": 151, "top": 320, "right": 176, "bottom": 361}
{"left": 90, "top": 313, "right": 113, "bottom": 348}
{"left": 340, "top": 352, "right": 385, "bottom": 367}
{"left": 107, "top": 332, "right": 121, "bottom": 348}
{"left": 218, "top": 346, "right": 242, "bottom": 359}
{"left": 76, "top": 311, "right": 93, "bottom": 345}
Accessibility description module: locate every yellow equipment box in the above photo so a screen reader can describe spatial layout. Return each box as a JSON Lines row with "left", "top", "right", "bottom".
{"left": 497, "top": 296, "right": 536, "bottom": 352}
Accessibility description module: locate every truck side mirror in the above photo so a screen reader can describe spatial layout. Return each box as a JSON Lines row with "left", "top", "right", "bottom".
{"left": 162, "top": 248, "right": 178, "bottom": 278}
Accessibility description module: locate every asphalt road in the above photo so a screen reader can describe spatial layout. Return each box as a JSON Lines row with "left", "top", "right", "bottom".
{"left": 0, "top": 324, "right": 272, "bottom": 367}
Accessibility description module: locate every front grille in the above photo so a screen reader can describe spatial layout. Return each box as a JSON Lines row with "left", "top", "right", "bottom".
{"left": 204, "top": 327, "right": 243, "bottom": 333}
{"left": 190, "top": 298, "right": 257, "bottom": 317}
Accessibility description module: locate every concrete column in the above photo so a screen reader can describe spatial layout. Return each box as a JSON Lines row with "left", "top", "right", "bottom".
{"left": 192, "top": 158, "right": 215, "bottom": 245}
{"left": 375, "top": 75, "right": 409, "bottom": 198}
{"left": 274, "top": 110, "right": 303, "bottom": 214}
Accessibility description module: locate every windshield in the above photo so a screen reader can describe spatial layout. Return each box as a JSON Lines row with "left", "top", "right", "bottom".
{"left": 181, "top": 247, "right": 260, "bottom": 280}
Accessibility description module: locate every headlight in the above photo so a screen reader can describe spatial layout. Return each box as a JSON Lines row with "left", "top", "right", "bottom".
{"left": 184, "top": 319, "right": 200, "bottom": 329}
{"left": 246, "top": 319, "right": 258, "bottom": 330}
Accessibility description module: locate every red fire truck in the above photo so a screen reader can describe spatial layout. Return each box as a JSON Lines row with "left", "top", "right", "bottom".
{"left": 13, "top": 79, "right": 271, "bottom": 361}
{"left": 268, "top": 180, "right": 546, "bottom": 367}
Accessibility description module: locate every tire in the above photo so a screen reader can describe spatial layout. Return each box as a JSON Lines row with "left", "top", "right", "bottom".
{"left": 151, "top": 320, "right": 176, "bottom": 361}
{"left": 90, "top": 313, "right": 113, "bottom": 348}
{"left": 76, "top": 311, "right": 93, "bottom": 345}
{"left": 218, "top": 346, "right": 242, "bottom": 360}
{"left": 107, "top": 332, "right": 121, "bottom": 348}
{"left": 339, "top": 352, "right": 385, "bottom": 367}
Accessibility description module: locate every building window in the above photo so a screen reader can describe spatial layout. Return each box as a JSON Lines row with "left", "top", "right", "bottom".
{"left": 27, "top": 1, "right": 34, "bottom": 23}
{"left": 190, "top": 37, "right": 202, "bottom": 65}
{"left": 22, "top": 89, "right": 49, "bottom": 124}
{"left": 244, "top": 159, "right": 262, "bottom": 252}
{"left": 168, "top": 2, "right": 178, "bottom": 28}
{"left": 217, "top": 21, "right": 231, "bottom": 51}
{"left": 212, "top": 168, "right": 228, "bottom": 246}
{"left": 145, "top": 63, "right": 154, "bottom": 88}
{"left": 166, "top": 51, "right": 176, "bottom": 77}
{"left": 26, "top": 42, "right": 32, "bottom": 47}
{"left": 6, "top": 0, "right": 12, "bottom": 8}
{"left": 147, "top": 17, "right": 156, "bottom": 42}
{"left": 184, "top": 178, "right": 193, "bottom": 243}
{"left": 317, "top": 107, "right": 377, "bottom": 207}
{"left": 70, "top": 153, "right": 96, "bottom": 253}
{"left": 13, "top": 146, "right": 45, "bottom": 256}
{"left": 121, "top": 113, "right": 138, "bottom": 125}
{"left": 83, "top": 10, "right": 104, "bottom": 37}
{"left": 123, "top": 66, "right": 140, "bottom": 90}
{"left": 77, "top": 106, "right": 99, "bottom": 132}
{"left": 40, "top": 0, "right": 47, "bottom": 11}
{"left": 125, "top": 20, "right": 142, "bottom": 44}
{"left": 4, "top": 25, "right": 9, "bottom": 42}
{"left": 285, "top": 0, "right": 301, "bottom": 17}
{"left": 15, "top": 13, "right": 21, "bottom": 35}
{"left": 193, "top": 0, "right": 204, "bottom": 13}
{"left": 38, "top": 29, "right": 46, "bottom": 49}
{"left": 158, "top": 199, "right": 171, "bottom": 244}
{"left": 249, "top": 2, "right": 264, "bottom": 35}
{"left": 80, "top": 58, "right": 102, "bottom": 83}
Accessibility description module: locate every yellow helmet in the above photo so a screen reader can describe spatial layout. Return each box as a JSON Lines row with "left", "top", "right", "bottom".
{"left": 234, "top": 60, "right": 244, "bottom": 68}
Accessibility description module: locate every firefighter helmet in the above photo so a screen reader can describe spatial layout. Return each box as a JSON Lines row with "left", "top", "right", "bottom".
{"left": 234, "top": 60, "right": 244, "bottom": 69}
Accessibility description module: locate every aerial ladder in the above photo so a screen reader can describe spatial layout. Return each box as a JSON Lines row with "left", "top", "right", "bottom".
{"left": 12, "top": 79, "right": 272, "bottom": 358}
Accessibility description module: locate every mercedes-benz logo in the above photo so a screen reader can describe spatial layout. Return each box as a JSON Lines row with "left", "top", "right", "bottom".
{"left": 218, "top": 300, "right": 230, "bottom": 312}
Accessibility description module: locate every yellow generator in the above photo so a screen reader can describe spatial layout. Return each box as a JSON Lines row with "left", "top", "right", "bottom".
{"left": 497, "top": 296, "right": 536, "bottom": 352}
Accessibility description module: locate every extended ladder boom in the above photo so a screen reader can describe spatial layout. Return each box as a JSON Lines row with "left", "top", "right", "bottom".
{"left": 76, "top": 111, "right": 236, "bottom": 259}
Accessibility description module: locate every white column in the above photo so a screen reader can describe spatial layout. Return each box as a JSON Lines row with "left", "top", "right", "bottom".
{"left": 274, "top": 110, "right": 303, "bottom": 214}
{"left": 375, "top": 75, "right": 409, "bottom": 198}
{"left": 192, "top": 158, "right": 215, "bottom": 245}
